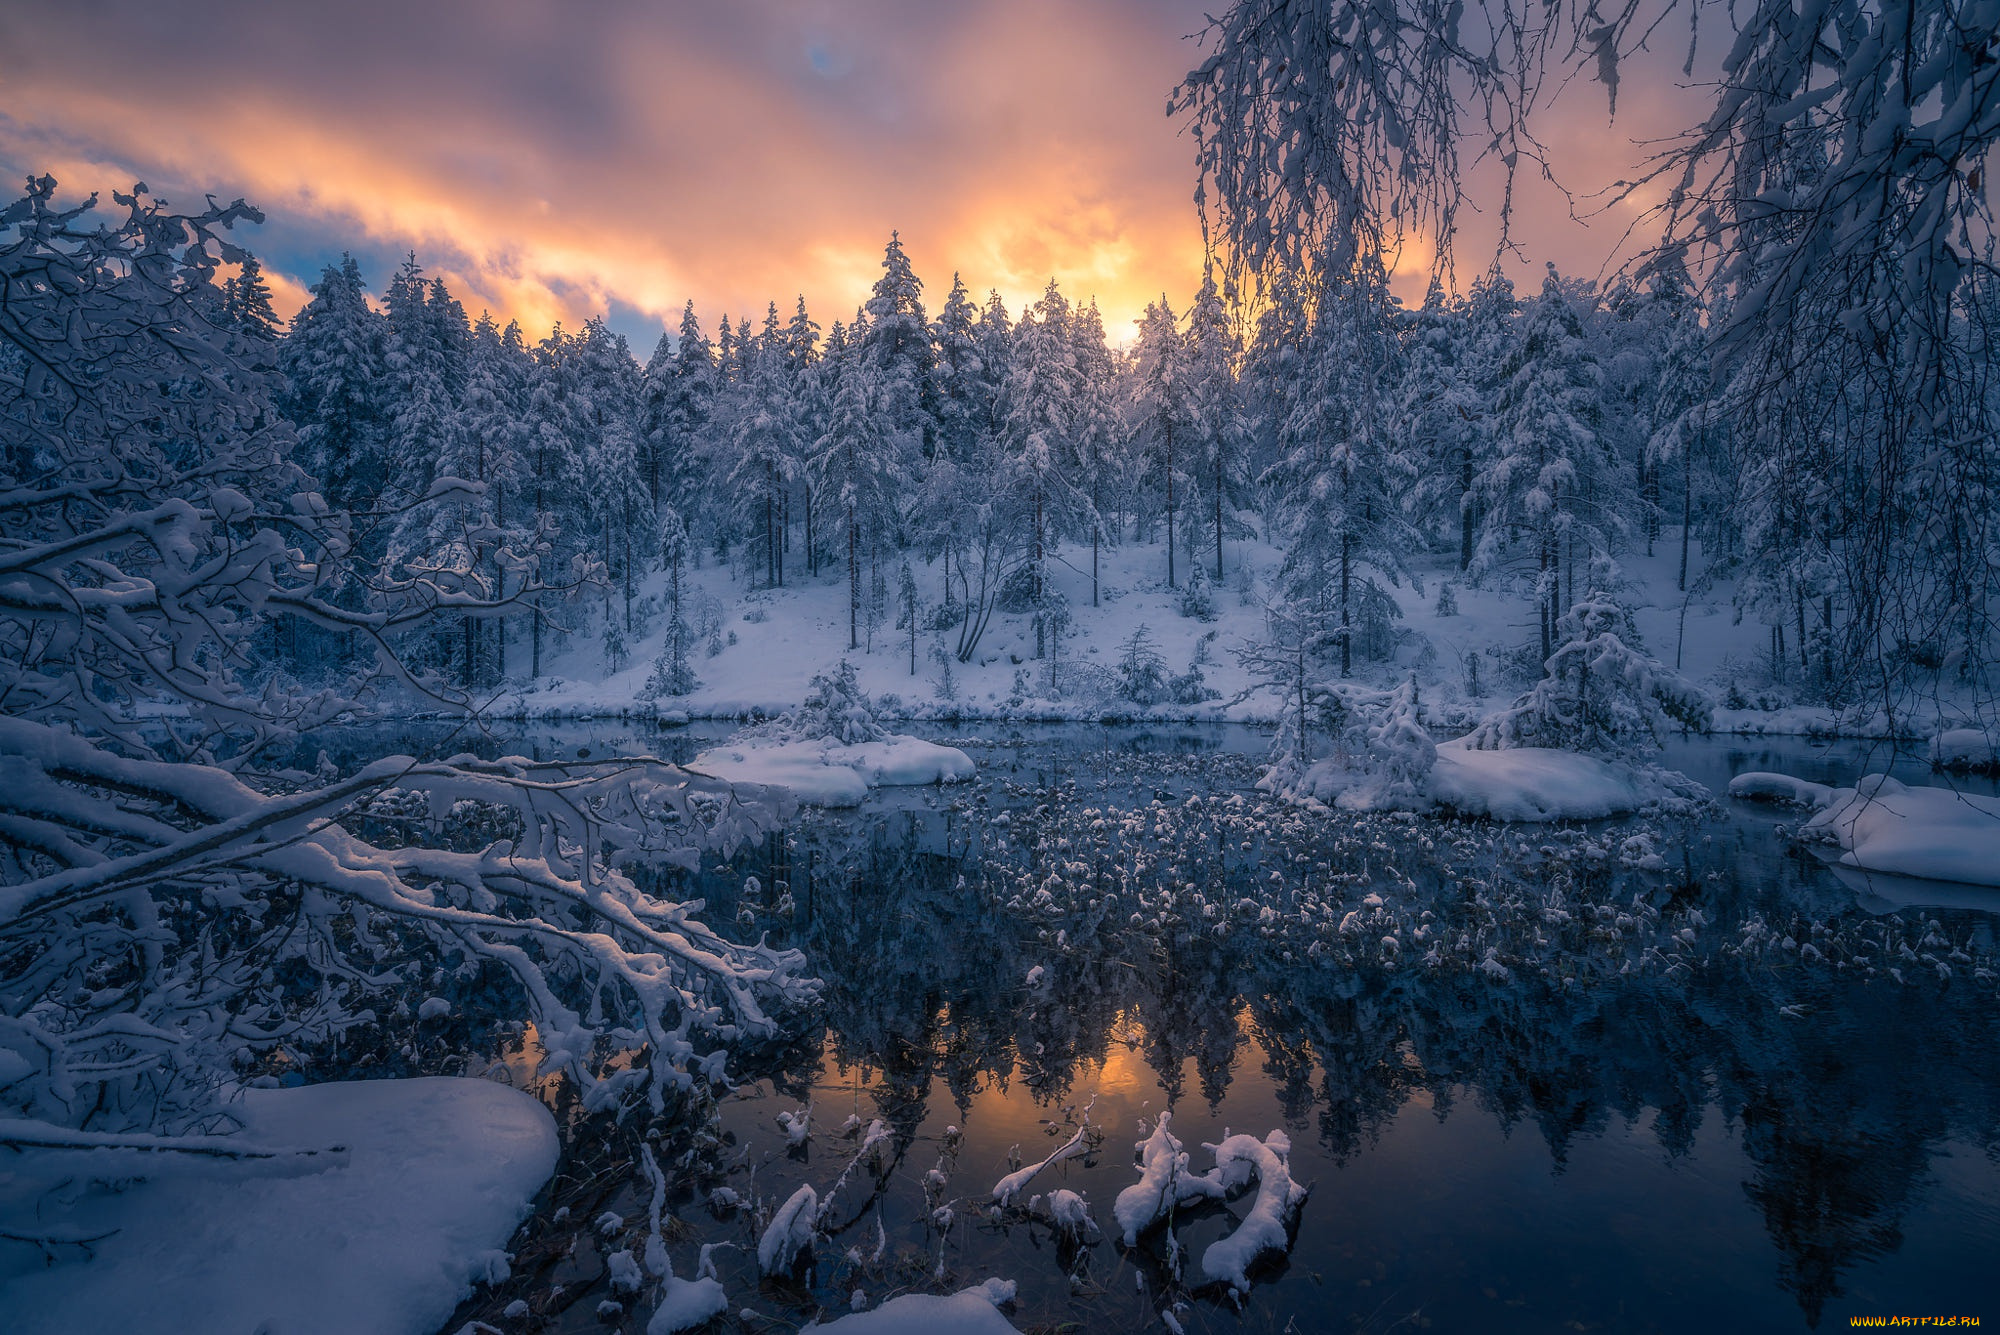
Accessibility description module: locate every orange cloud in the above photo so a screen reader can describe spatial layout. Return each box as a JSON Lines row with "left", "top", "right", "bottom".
{"left": 0, "top": 0, "right": 1700, "bottom": 345}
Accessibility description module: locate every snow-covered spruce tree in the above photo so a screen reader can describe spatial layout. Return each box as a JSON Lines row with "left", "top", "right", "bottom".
{"left": 222, "top": 254, "right": 282, "bottom": 343}
{"left": 1466, "top": 590, "right": 1713, "bottom": 755}
{"left": 521, "top": 322, "right": 593, "bottom": 677}
{"left": 280, "top": 252, "right": 389, "bottom": 517}
{"left": 0, "top": 179, "right": 813, "bottom": 1140}
{"left": 1129, "top": 296, "right": 1190, "bottom": 587}
{"left": 645, "top": 506, "right": 698, "bottom": 698}
{"left": 1398, "top": 280, "right": 1484, "bottom": 572}
{"left": 997, "top": 279, "right": 1092, "bottom": 655}
{"left": 1069, "top": 298, "right": 1123, "bottom": 608}
{"left": 574, "top": 318, "right": 654, "bottom": 636}
{"left": 1185, "top": 265, "right": 1250, "bottom": 584}
{"left": 787, "top": 660, "right": 886, "bottom": 745}
{"left": 898, "top": 559, "right": 921, "bottom": 677}
{"left": 1115, "top": 625, "right": 1170, "bottom": 706}
{"left": 812, "top": 357, "right": 904, "bottom": 651}
{"left": 724, "top": 314, "right": 804, "bottom": 590}
{"left": 1263, "top": 251, "right": 1417, "bottom": 677}
{"left": 1476, "top": 265, "right": 1622, "bottom": 664}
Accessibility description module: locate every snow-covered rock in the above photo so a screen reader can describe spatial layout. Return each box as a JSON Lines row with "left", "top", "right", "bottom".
{"left": 801, "top": 1278, "right": 1020, "bottom": 1332}
{"left": 0, "top": 1077, "right": 557, "bottom": 1335}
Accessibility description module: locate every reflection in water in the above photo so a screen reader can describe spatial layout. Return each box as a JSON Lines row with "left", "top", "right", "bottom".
{"left": 398, "top": 726, "right": 2000, "bottom": 1334}
{"left": 631, "top": 735, "right": 2000, "bottom": 1333}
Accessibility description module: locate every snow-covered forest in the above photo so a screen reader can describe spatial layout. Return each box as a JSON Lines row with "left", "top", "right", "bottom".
{"left": 3, "top": 0, "right": 1998, "bottom": 1330}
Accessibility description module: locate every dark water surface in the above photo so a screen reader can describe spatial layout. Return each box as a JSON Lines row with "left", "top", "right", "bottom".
{"left": 393, "top": 722, "right": 1998, "bottom": 1334}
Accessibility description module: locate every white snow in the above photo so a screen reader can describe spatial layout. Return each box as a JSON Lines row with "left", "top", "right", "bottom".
{"left": 646, "top": 1273, "right": 729, "bottom": 1334}
{"left": 1727, "top": 770, "right": 1837, "bottom": 807}
{"left": 758, "top": 1183, "right": 819, "bottom": 1274}
{"left": 801, "top": 1278, "right": 1021, "bottom": 1332}
{"left": 1111, "top": 1112, "right": 1226, "bottom": 1246}
{"left": 1047, "top": 1188, "right": 1094, "bottom": 1235}
{"left": 1733, "top": 770, "right": 2000, "bottom": 886}
{"left": 1428, "top": 739, "right": 1693, "bottom": 821}
{"left": 0, "top": 1077, "right": 557, "bottom": 1335}
{"left": 689, "top": 734, "right": 974, "bottom": 808}
{"left": 1931, "top": 728, "right": 2000, "bottom": 771}
{"left": 1197, "top": 1131, "right": 1310, "bottom": 1293}
{"left": 990, "top": 1123, "right": 1089, "bottom": 1207}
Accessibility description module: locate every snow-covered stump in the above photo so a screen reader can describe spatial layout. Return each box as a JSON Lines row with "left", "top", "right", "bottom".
{"left": 1111, "top": 1113, "right": 1225, "bottom": 1247}
{"left": 1197, "top": 1131, "right": 1310, "bottom": 1296}
{"left": 757, "top": 1184, "right": 819, "bottom": 1277}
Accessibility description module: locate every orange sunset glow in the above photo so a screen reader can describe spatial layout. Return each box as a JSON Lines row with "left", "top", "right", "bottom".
{"left": 0, "top": 0, "right": 1687, "bottom": 342}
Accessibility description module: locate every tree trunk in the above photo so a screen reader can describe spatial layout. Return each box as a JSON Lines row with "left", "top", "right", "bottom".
{"left": 1340, "top": 533, "right": 1353, "bottom": 678}
{"left": 1214, "top": 449, "right": 1224, "bottom": 583}
{"left": 1165, "top": 420, "right": 1177, "bottom": 588}
{"left": 848, "top": 508, "right": 859, "bottom": 651}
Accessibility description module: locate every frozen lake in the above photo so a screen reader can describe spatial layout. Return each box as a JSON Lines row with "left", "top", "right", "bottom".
{"left": 381, "top": 721, "right": 2000, "bottom": 1334}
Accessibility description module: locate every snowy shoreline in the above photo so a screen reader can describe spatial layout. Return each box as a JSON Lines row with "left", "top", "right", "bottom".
{"left": 385, "top": 697, "right": 1954, "bottom": 745}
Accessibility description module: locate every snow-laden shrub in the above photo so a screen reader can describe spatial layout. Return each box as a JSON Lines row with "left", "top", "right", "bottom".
{"left": 1178, "top": 563, "right": 1217, "bottom": 621}
{"left": 1116, "top": 626, "right": 1169, "bottom": 705}
{"left": 644, "top": 617, "right": 699, "bottom": 698}
{"left": 1466, "top": 591, "right": 1712, "bottom": 755}
{"left": 1262, "top": 677, "right": 1438, "bottom": 809}
{"left": 787, "top": 660, "right": 886, "bottom": 745}
{"left": 1168, "top": 656, "right": 1221, "bottom": 705}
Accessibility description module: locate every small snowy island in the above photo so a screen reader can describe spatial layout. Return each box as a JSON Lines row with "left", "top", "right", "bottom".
{"left": 1261, "top": 594, "right": 1714, "bottom": 822}
{"left": 688, "top": 662, "right": 974, "bottom": 807}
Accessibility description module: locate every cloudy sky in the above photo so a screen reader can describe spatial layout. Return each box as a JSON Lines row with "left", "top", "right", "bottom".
{"left": 0, "top": 0, "right": 1704, "bottom": 348}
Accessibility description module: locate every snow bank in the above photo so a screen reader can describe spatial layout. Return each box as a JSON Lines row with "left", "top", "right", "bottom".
{"left": 1430, "top": 739, "right": 1691, "bottom": 821}
{"left": 1727, "top": 771, "right": 1837, "bottom": 807}
{"left": 1802, "top": 774, "right": 2000, "bottom": 886}
{"left": 1931, "top": 728, "right": 2000, "bottom": 772}
{"left": 1733, "top": 769, "right": 2000, "bottom": 886}
{"left": 802, "top": 1278, "right": 1021, "bottom": 1332}
{"left": 0, "top": 1077, "right": 557, "bottom": 1335}
{"left": 647, "top": 1273, "right": 728, "bottom": 1334}
{"left": 689, "top": 734, "right": 974, "bottom": 808}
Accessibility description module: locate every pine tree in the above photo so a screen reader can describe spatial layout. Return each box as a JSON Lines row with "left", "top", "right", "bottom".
{"left": 224, "top": 254, "right": 281, "bottom": 341}
{"left": 812, "top": 360, "right": 903, "bottom": 650}
{"left": 280, "top": 254, "right": 388, "bottom": 513}
{"left": 645, "top": 506, "right": 698, "bottom": 697}
{"left": 997, "top": 279, "right": 1089, "bottom": 654}
{"left": 724, "top": 324, "right": 804, "bottom": 589}
{"left": 1069, "top": 297, "right": 1123, "bottom": 607}
{"left": 1478, "top": 264, "right": 1620, "bottom": 663}
{"left": 1398, "top": 280, "right": 1482, "bottom": 571}
{"left": 1263, "top": 253, "right": 1416, "bottom": 676}
{"left": 859, "top": 231, "right": 935, "bottom": 460}
{"left": 1185, "top": 265, "right": 1249, "bottom": 583}
{"left": 1130, "top": 296, "right": 1189, "bottom": 587}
